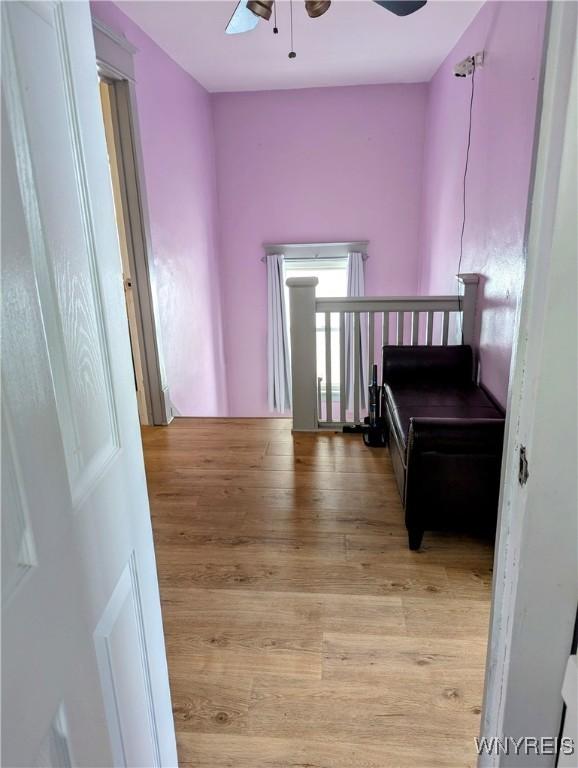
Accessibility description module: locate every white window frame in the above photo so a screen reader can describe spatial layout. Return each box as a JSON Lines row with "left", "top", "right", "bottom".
{"left": 283, "top": 255, "right": 348, "bottom": 401}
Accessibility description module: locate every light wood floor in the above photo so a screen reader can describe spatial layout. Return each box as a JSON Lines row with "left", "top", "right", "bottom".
{"left": 142, "top": 418, "right": 494, "bottom": 768}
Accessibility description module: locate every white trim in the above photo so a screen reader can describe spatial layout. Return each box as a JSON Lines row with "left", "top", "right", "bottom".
{"left": 92, "top": 18, "right": 136, "bottom": 83}
{"left": 92, "top": 17, "right": 137, "bottom": 56}
{"left": 92, "top": 18, "right": 171, "bottom": 425}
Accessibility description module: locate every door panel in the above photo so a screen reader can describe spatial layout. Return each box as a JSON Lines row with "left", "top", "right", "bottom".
{"left": 1, "top": 2, "right": 177, "bottom": 765}
{"left": 5, "top": 0, "right": 120, "bottom": 506}
{"left": 1, "top": 401, "right": 37, "bottom": 606}
{"left": 94, "top": 555, "right": 160, "bottom": 768}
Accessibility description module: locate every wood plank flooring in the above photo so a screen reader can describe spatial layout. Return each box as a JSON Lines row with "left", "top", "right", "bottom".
{"left": 142, "top": 418, "right": 493, "bottom": 768}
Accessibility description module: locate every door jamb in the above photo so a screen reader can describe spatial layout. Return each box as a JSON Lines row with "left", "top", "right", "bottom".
{"left": 92, "top": 18, "right": 171, "bottom": 425}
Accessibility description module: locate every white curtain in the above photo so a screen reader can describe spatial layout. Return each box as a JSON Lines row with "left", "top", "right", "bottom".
{"left": 267, "top": 254, "right": 291, "bottom": 412}
{"left": 345, "top": 251, "right": 367, "bottom": 411}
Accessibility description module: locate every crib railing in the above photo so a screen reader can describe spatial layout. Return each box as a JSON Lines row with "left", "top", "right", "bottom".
{"left": 286, "top": 273, "right": 479, "bottom": 431}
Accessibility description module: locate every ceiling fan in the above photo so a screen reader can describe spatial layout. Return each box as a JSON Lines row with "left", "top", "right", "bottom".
{"left": 225, "top": 0, "right": 427, "bottom": 35}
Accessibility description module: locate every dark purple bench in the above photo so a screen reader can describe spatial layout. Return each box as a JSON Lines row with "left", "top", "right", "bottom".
{"left": 381, "top": 345, "right": 505, "bottom": 550}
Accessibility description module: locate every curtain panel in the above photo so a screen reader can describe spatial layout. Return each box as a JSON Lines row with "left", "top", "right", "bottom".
{"left": 345, "top": 251, "right": 367, "bottom": 410}
{"left": 266, "top": 254, "right": 292, "bottom": 412}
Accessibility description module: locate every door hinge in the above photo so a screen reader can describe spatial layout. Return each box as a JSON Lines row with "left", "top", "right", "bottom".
{"left": 518, "top": 445, "right": 529, "bottom": 486}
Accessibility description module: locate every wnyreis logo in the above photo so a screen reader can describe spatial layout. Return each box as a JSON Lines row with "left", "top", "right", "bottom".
{"left": 474, "top": 737, "right": 575, "bottom": 757}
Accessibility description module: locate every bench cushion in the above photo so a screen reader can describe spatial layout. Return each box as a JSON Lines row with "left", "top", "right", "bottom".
{"left": 385, "top": 383, "right": 503, "bottom": 450}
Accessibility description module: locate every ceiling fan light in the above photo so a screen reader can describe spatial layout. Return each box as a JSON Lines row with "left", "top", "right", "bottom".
{"left": 247, "top": 0, "right": 274, "bottom": 20}
{"left": 305, "top": 0, "right": 331, "bottom": 18}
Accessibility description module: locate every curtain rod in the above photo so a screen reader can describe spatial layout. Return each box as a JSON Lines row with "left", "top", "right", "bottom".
{"left": 261, "top": 241, "right": 369, "bottom": 262}
{"left": 261, "top": 253, "right": 369, "bottom": 263}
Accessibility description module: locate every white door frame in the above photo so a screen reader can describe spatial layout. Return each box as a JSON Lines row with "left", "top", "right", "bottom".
{"left": 481, "top": 2, "right": 578, "bottom": 765}
{"left": 92, "top": 18, "right": 171, "bottom": 426}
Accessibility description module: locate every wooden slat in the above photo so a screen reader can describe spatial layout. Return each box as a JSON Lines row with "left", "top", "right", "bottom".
{"left": 426, "top": 311, "right": 434, "bottom": 345}
{"left": 382, "top": 311, "right": 389, "bottom": 347}
{"left": 396, "top": 311, "right": 404, "bottom": 346}
{"left": 442, "top": 311, "right": 450, "bottom": 345}
{"left": 339, "top": 313, "right": 346, "bottom": 423}
{"left": 353, "top": 313, "right": 360, "bottom": 424}
{"left": 368, "top": 312, "right": 375, "bottom": 380}
{"left": 411, "top": 311, "right": 419, "bottom": 346}
{"left": 324, "top": 312, "right": 332, "bottom": 422}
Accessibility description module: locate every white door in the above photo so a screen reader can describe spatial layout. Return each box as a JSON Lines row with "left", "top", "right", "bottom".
{"left": 481, "top": 3, "right": 577, "bottom": 765}
{"left": 1, "top": 2, "right": 177, "bottom": 766}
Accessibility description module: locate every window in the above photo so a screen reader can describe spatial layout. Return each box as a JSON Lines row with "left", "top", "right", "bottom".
{"left": 284, "top": 255, "right": 347, "bottom": 398}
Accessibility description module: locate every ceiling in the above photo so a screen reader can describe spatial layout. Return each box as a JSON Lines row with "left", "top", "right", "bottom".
{"left": 117, "top": 0, "right": 484, "bottom": 93}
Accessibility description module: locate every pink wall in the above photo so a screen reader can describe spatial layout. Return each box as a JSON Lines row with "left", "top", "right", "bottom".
{"left": 91, "top": 2, "right": 228, "bottom": 416}
{"left": 418, "top": 1, "right": 547, "bottom": 406}
{"left": 93, "top": 1, "right": 547, "bottom": 417}
{"left": 213, "top": 84, "right": 428, "bottom": 416}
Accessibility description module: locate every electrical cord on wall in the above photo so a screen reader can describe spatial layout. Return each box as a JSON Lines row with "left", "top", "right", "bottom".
{"left": 288, "top": 0, "right": 296, "bottom": 58}
{"left": 457, "top": 56, "right": 476, "bottom": 344}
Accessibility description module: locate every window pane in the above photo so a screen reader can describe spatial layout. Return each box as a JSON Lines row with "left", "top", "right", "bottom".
{"left": 284, "top": 257, "right": 347, "bottom": 400}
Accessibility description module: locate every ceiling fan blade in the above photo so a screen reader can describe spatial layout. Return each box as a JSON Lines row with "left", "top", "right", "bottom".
{"left": 373, "top": 1, "right": 427, "bottom": 16}
{"left": 225, "top": 1, "right": 260, "bottom": 34}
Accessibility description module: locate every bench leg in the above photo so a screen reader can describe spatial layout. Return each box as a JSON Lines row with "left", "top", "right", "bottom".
{"left": 408, "top": 528, "right": 424, "bottom": 551}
